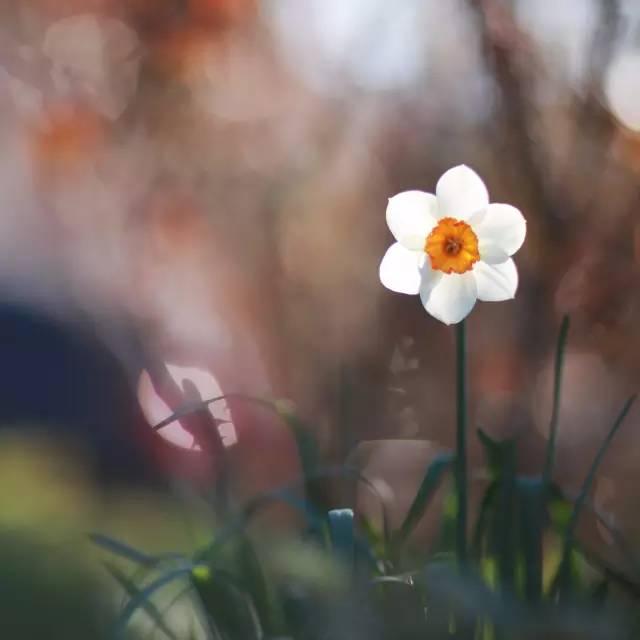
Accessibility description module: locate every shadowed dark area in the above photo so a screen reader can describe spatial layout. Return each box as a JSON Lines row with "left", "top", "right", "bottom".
{"left": 0, "top": 304, "right": 157, "bottom": 483}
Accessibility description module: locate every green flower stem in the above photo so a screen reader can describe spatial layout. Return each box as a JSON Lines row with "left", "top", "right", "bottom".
{"left": 455, "top": 319, "right": 468, "bottom": 569}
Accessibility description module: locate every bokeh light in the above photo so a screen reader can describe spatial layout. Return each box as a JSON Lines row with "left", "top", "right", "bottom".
{"left": 138, "top": 363, "right": 237, "bottom": 450}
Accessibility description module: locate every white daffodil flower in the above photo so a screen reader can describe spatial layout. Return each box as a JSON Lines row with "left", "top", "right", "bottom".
{"left": 379, "top": 165, "right": 526, "bottom": 325}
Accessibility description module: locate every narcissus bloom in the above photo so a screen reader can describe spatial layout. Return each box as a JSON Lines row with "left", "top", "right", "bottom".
{"left": 379, "top": 165, "right": 526, "bottom": 324}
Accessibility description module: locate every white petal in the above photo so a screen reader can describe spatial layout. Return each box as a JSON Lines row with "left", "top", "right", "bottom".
{"left": 470, "top": 203, "right": 526, "bottom": 259}
{"left": 386, "top": 191, "right": 438, "bottom": 250}
{"left": 476, "top": 242, "right": 510, "bottom": 264}
{"left": 420, "top": 272, "right": 477, "bottom": 325}
{"left": 473, "top": 259, "right": 518, "bottom": 302}
{"left": 418, "top": 260, "right": 442, "bottom": 298}
{"left": 379, "top": 243, "right": 424, "bottom": 294}
{"left": 435, "top": 165, "right": 489, "bottom": 220}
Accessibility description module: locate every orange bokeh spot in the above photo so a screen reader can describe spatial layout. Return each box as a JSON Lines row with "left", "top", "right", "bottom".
{"left": 188, "top": 0, "right": 256, "bottom": 28}
{"left": 145, "top": 191, "right": 210, "bottom": 258}
{"left": 30, "top": 106, "right": 105, "bottom": 176}
{"left": 151, "top": 24, "right": 218, "bottom": 82}
{"left": 425, "top": 217, "right": 480, "bottom": 274}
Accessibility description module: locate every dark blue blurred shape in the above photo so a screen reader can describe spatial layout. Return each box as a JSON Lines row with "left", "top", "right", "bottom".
{"left": 0, "top": 303, "right": 158, "bottom": 484}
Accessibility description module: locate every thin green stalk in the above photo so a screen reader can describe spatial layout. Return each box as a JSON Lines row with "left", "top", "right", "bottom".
{"left": 455, "top": 320, "right": 468, "bottom": 568}
{"left": 541, "top": 316, "right": 570, "bottom": 494}
{"left": 533, "top": 317, "right": 568, "bottom": 605}
{"left": 555, "top": 394, "right": 637, "bottom": 597}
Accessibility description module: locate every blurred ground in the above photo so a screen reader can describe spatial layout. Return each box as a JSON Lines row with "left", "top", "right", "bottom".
{"left": 0, "top": 0, "right": 639, "bottom": 576}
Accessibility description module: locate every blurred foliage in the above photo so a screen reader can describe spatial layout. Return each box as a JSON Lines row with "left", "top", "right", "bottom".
{"left": 94, "top": 353, "right": 640, "bottom": 639}
{"left": 0, "top": 530, "right": 111, "bottom": 640}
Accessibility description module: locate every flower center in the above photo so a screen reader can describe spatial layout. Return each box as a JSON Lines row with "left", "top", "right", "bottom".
{"left": 425, "top": 217, "right": 480, "bottom": 274}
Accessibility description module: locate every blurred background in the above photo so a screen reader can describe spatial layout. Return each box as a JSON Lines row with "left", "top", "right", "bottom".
{"left": 1, "top": 0, "right": 640, "bottom": 635}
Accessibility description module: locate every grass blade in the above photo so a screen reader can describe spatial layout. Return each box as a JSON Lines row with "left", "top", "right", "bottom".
{"left": 143, "top": 586, "right": 193, "bottom": 640}
{"left": 328, "top": 508, "right": 356, "bottom": 576}
{"left": 542, "top": 315, "right": 570, "bottom": 494}
{"left": 517, "top": 477, "right": 543, "bottom": 602}
{"left": 393, "top": 452, "right": 454, "bottom": 549}
{"left": 495, "top": 442, "right": 517, "bottom": 594}
{"left": 554, "top": 394, "right": 637, "bottom": 597}
{"left": 472, "top": 480, "right": 498, "bottom": 559}
{"left": 275, "top": 404, "right": 326, "bottom": 513}
{"left": 193, "top": 466, "right": 388, "bottom": 566}
{"left": 113, "top": 564, "right": 195, "bottom": 640}
{"left": 103, "top": 561, "right": 180, "bottom": 640}
{"left": 193, "top": 569, "right": 263, "bottom": 640}
{"left": 90, "top": 533, "right": 182, "bottom": 567}
{"left": 152, "top": 393, "right": 273, "bottom": 432}
{"left": 235, "top": 534, "right": 285, "bottom": 637}
{"left": 476, "top": 429, "right": 519, "bottom": 592}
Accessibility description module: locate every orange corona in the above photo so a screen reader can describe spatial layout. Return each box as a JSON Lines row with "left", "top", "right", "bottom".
{"left": 425, "top": 217, "right": 480, "bottom": 274}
